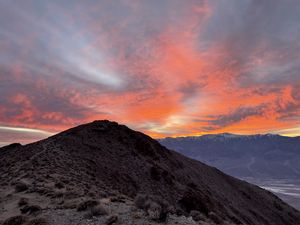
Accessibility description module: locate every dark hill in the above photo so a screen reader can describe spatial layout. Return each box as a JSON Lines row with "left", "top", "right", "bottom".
{"left": 1, "top": 121, "right": 300, "bottom": 225}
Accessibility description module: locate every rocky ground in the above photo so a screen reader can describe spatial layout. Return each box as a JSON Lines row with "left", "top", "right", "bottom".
{"left": 0, "top": 183, "right": 223, "bottom": 225}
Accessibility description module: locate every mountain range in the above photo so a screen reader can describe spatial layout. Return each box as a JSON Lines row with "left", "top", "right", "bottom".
{"left": 159, "top": 133, "right": 300, "bottom": 211}
{"left": 159, "top": 133, "right": 300, "bottom": 179}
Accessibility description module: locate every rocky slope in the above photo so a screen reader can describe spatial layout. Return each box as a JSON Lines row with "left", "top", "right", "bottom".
{"left": 1, "top": 121, "right": 300, "bottom": 225}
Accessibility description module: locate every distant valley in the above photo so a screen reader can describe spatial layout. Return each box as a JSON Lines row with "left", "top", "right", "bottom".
{"left": 159, "top": 134, "right": 300, "bottom": 210}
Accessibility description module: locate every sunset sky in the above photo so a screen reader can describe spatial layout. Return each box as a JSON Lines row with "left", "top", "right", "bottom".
{"left": 1, "top": 0, "right": 300, "bottom": 146}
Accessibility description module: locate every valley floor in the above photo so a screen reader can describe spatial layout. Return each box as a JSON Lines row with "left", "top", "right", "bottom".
{"left": 242, "top": 178, "right": 300, "bottom": 210}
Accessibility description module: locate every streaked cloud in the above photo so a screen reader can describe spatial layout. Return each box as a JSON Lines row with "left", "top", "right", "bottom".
{"left": 0, "top": 126, "right": 54, "bottom": 146}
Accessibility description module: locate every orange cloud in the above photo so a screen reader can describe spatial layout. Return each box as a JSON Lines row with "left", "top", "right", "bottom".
{"left": 1, "top": 0, "right": 300, "bottom": 144}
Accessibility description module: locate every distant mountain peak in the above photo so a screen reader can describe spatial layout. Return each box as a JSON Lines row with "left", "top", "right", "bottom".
{"left": 160, "top": 133, "right": 284, "bottom": 142}
{"left": 202, "top": 133, "right": 243, "bottom": 139}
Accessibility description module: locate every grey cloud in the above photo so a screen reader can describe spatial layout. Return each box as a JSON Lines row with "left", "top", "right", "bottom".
{"left": 275, "top": 86, "right": 300, "bottom": 121}
{"left": 0, "top": 0, "right": 209, "bottom": 95}
{"left": 201, "top": 0, "right": 300, "bottom": 87}
{"left": 0, "top": 70, "right": 101, "bottom": 126}
{"left": 205, "top": 105, "right": 266, "bottom": 130}
{"left": 178, "top": 82, "right": 205, "bottom": 101}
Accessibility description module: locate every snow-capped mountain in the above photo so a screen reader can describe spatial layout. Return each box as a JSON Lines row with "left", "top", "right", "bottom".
{"left": 159, "top": 134, "right": 300, "bottom": 179}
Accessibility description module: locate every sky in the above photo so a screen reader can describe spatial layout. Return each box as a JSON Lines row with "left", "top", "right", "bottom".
{"left": 0, "top": 0, "right": 300, "bottom": 145}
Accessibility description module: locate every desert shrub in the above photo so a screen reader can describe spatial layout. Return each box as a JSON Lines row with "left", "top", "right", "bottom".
{"left": 84, "top": 205, "right": 108, "bottom": 219}
{"left": 18, "top": 198, "right": 29, "bottom": 207}
{"left": 175, "top": 208, "right": 184, "bottom": 216}
{"left": 88, "top": 192, "right": 96, "bottom": 198}
{"left": 90, "top": 205, "right": 108, "bottom": 216}
{"left": 209, "top": 211, "right": 221, "bottom": 224}
{"left": 35, "top": 177, "right": 44, "bottom": 183}
{"left": 147, "top": 201, "right": 162, "bottom": 221}
{"left": 63, "top": 190, "right": 79, "bottom": 200}
{"left": 25, "top": 218, "right": 48, "bottom": 225}
{"left": 31, "top": 187, "right": 51, "bottom": 196}
{"left": 273, "top": 201, "right": 283, "bottom": 211}
{"left": 222, "top": 221, "right": 236, "bottom": 225}
{"left": 54, "top": 182, "right": 64, "bottom": 189}
{"left": 131, "top": 211, "right": 143, "bottom": 219}
{"left": 178, "top": 189, "right": 209, "bottom": 215}
{"left": 62, "top": 201, "right": 77, "bottom": 209}
{"left": 15, "top": 182, "right": 28, "bottom": 193}
{"left": 106, "top": 215, "right": 118, "bottom": 225}
{"left": 52, "top": 191, "right": 64, "bottom": 198}
{"left": 190, "top": 210, "right": 205, "bottom": 221}
{"left": 20, "top": 205, "right": 41, "bottom": 215}
{"left": 187, "top": 182, "right": 197, "bottom": 189}
{"left": 150, "top": 167, "right": 161, "bottom": 181}
{"left": 77, "top": 200, "right": 98, "bottom": 211}
{"left": 3, "top": 215, "right": 27, "bottom": 225}
{"left": 110, "top": 195, "right": 126, "bottom": 203}
{"left": 134, "top": 194, "right": 148, "bottom": 210}
{"left": 150, "top": 196, "right": 169, "bottom": 222}
{"left": 134, "top": 194, "right": 169, "bottom": 222}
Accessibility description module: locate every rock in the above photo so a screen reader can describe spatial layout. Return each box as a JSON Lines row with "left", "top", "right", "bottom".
{"left": 15, "top": 182, "right": 28, "bottom": 193}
